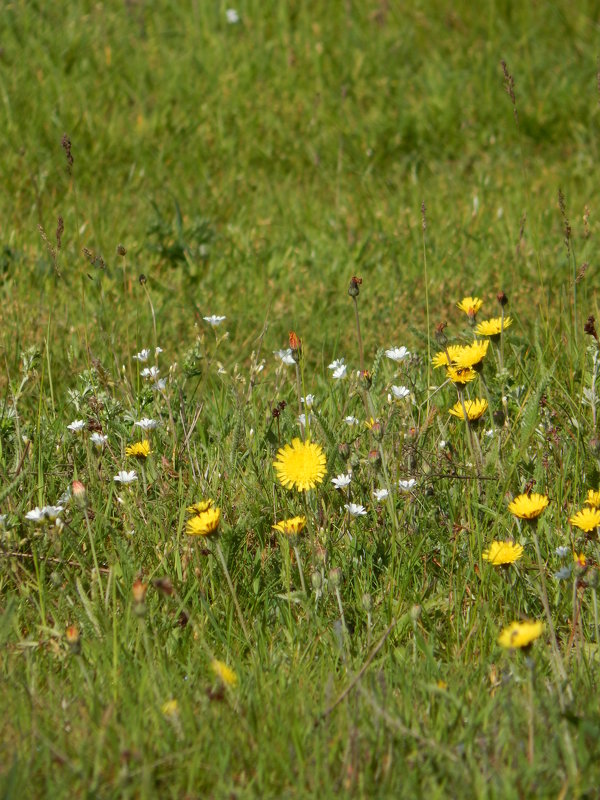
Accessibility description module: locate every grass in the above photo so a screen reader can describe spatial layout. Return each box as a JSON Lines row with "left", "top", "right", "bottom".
{"left": 2, "top": 1, "right": 600, "bottom": 796}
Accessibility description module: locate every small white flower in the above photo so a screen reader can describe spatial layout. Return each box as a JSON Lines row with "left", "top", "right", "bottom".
{"left": 390, "top": 385, "right": 410, "bottom": 399}
{"left": 67, "top": 420, "right": 86, "bottom": 433}
{"left": 385, "top": 346, "right": 410, "bottom": 362}
{"left": 141, "top": 366, "right": 160, "bottom": 380}
{"left": 298, "top": 413, "right": 314, "bottom": 427}
{"left": 438, "top": 440, "right": 447, "bottom": 449}
{"left": 328, "top": 358, "right": 345, "bottom": 371}
{"left": 155, "top": 347, "right": 163, "bottom": 356}
{"left": 484, "top": 429, "right": 494, "bottom": 438}
{"left": 345, "top": 503, "right": 367, "bottom": 517}
{"left": 331, "top": 473, "right": 352, "bottom": 489}
{"left": 203, "top": 315, "right": 226, "bottom": 326}
{"left": 301, "top": 394, "right": 315, "bottom": 408}
{"left": 555, "top": 546, "right": 570, "bottom": 559}
{"left": 90, "top": 432, "right": 108, "bottom": 448}
{"left": 274, "top": 348, "right": 296, "bottom": 366}
{"left": 133, "top": 348, "right": 150, "bottom": 362}
{"left": 43, "top": 505, "right": 64, "bottom": 522}
{"left": 114, "top": 470, "right": 138, "bottom": 484}
{"left": 226, "top": 8, "right": 240, "bottom": 23}
{"left": 372, "top": 488, "right": 389, "bottom": 501}
{"left": 328, "top": 358, "right": 347, "bottom": 380}
{"left": 344, "top": 415, "right": 359, "bottom": 426}
{"left": 135, "top": 418, "right": 158, "bottom": 431}
{"left": 398, "top": 479, "right": 416, "bottom": 492}
{"left": 152, "top": 378, "right": 167, "bottom": 391}
{"left": 25, "top": 507, "right": 46, "bottom": 524}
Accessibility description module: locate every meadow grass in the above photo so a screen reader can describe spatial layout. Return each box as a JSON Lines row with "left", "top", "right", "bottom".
{"left": 2, "top": 1, "right": 600, "bottom": 797}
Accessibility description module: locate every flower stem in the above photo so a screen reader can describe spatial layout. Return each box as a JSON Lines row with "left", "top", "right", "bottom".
{"left": 214, "top": 540, "right": 251, "bottom": 642}
{"left": 352, "top": 296, "right": 365, "bottom": 373}
{"left": 293, "top": 544, "right": 307, "bottom": 595}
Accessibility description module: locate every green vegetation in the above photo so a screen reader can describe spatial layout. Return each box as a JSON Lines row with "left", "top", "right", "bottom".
{"left": 2, "top": 1, "right": 600, "bottom": 796}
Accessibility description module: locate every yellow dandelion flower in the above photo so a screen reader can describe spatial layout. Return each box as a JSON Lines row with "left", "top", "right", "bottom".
{"left": 272, "top": 516, "right": 307, "bottom": 536}
{"left": 161, "top": 699, "right": 179, "bottom": 716}
{"left": 185, "top": 507, "right": 221, "bottom": 537}
{"left": 211, "top": 659, "right": 238, "bottom": 687}
{"left": 273, "top": 438, "right": 327, "bottom": 491}
{"left": 498, "top": 620, "right": 544, "bottom": 649}
{"left": 448, "top": 398, "right": 488, "bottom": 421}
{"left": 574, "top": 552, "right": 587, "bottom": 568}
{"left": 125, "top": 440, "right": 152, "bottom": 459}
{"left": 187, "top": 499, "right": 214, "bottom": 515}
{"left": 482, "top": 541, "right": 524, "bottom": 565}
{"left": 432, "top": 344, "right": 463, "bottom": 368}
{"left": 453, "top": 340, "right": 489, "bottom": 369}
{"left": 585, "top": 489, "right": 600, "bottom": 509}
{"left": 569, "top": 507, "right": 600, "bottom": 532}
{"left": 508, "top": 493, "right": 549, "bottom": 520}
{"left": 446, "top": 365, "right": 477, "bottom": 386}
{"left": 365, "top": 417, "right": 378, "bottom": 429}
{"left": 475, "top": 316, "right": 513, "bottom": 337}
{"left": 457, "top": 296, "right": 483, "bottom": 317}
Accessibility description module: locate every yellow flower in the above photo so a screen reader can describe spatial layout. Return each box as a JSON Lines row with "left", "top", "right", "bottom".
{"left": 125, "top": 440, "right": 151, "bottom": 459}
{"left": 574, "top": 552, "right": 587, "bottom": 568}
{"left": 498, "top": 620, "right": 544, "bottom": 649}
{"left": 185, "top": 507, "right": 221, "bottom": 537}
{"left": 446, "top": 366, "right": 477, "bottom": 386}
{"left": 453, "top": 340, "right": 489, "bottom": 369}
{"left": 585, "top": 489, "right": 600, "bottom": 509}
{"left": 161, "top": 699, "right": 179, "bottom": 716}
{"left": 508, "top": 493, "right": 549, "bottom": 520}
{"left": 272, "top": 516, "right": 307, "bottom": 536}
{"left": 457, "top": 296, "right": 483, "bottom": 317}
{"left": 475, "top": 317, "right": 513, "bottom": 337}
{"left": 432, "top": 344, "right": 463, "bottom": 368}
{"left": 482, "top": 541, "right": 524, "bottom": 565}
{"left": 448, "top": 398, "right": 488, "bottom": 421}
{"left": 273, "top": 438, "right": 327, "bottom": 491}
{"left": 211, "top": 659, "right": 238, "bottom": 687}
{"left": 365, "top": 417, "right": 378, "bottom": 429}
{"left": 569, "top": 507, "right": 600, "bottom": 532}
{"left": 187, "top": 499, "right": 214, "bottom": 515}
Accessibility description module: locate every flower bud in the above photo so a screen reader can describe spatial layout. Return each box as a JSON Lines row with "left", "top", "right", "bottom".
{"left": 65, "top": 625, "right": 81, "bottom": 655}
{"left": 348, "top": 276, "right": 362, "bottom": 297}
{"left": 361, "top": 592, "right": 373, "bottom": 613}
{"left": 329, "top": 567, "right": 342, "bottom": 588}
{"left": 311, "top": 571, "right": 323, "bottom": 592}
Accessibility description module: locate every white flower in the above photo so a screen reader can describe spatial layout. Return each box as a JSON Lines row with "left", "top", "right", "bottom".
{"left": 484, "top": 429, "right": 494, "bottom": 438}
{"left": 203, "top": 315, "right": 226, "bottom": 326}
{"left": 398, "top": 479, "right": 416, "bottom": 492}
{"left": 274, "top": 348, "right": 296, "bottom": 366}
{"left": 67, "top": 420, "right": 86, "bottom": 433}
{"left": 390, "top": 385, "right": 410, "bottom": 399}
{"left": 155, "top": 347, "right": 163, "bottom": 356}
{"left": 328, "top": 358, "right": 347, "bottom": 380}
{"left": 90, "top": 432, "right": 108, "bottom": 448}
{"left": 226, "top": 8, "right": 240, "bottom": 23}
{"left": 345, "top": 503, "right": 367, "bottom": 517}
{"left": 438, "top": 440, "right": 447, "bottom": 449}
{"left": 301, "top": 394, "right": 315, "bottom": 408}
{"left": 555, "top": 546, "right": 570, "bottom": 559}
{"left": 43, "top": 505, "right": 64, "bottom": 522}
{"left": 152, "top": 378, "right": 167, "bottom": 391}
{"left": 135, "top": 418, "right": 158, "bottom": 431}
{"left": 114, "top": 470, "right": 138, "bottom": 484}
{"left": 133, "top": 349, "right": 150, "bottom": 362}
{"left": 141, "top": 366, "right": 160, "bottom": 380}
{"left": 331, "top": 473, "right": 352, "bottom": 489}
{"left": 344, "top": 415, "right": 359, "bottom": 426}
{"left": 385, "top": 346, "right": 410, "bottom": 362}
{"left": 372, "top": 488, "right": 389, "bottom": 501}
{"left": 25, "top": 507, "right": 46, "bottom": 524}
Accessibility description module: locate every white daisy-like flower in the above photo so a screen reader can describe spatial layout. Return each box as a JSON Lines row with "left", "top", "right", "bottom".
{"left": 203, "top": 315, "right": 226, "bottom": 326}
{"left": 328, "top": 358, "right": 345, "bottom": 371}
{"left": 372, "top": 488, "right": 389, "bottom": 501}
{"left": 90, "top": 432, "right": 108, "bottom": 448}
{"left": 398, "top": 479, "right": 416, "bottom": 492}
{"left": 328, "top": 358, "right": 347, "bottom": 380}
{"left": 135, "top": 418, "right": 158, "bottom": 431}
{"left": 344, "top": 415, "right": 359, "bottom": 426}
{"left": 114, "top": 470, "right": 138, "bottom": 484}
{"left": 67, "top": 419, "right": 86, "bottom": 433}
{"left": 301, "top": 394, "right": 315, "bottom": 408}
{"left": 331, "top": 473, "right": 352, "bottom": 489}
{"left": 274, "top": 348, "right": 296, "bottom": 366}
{"left": 141, "top": 366, "right": 160, "bottom": 380}
{"left": 390, "top": 385, "right": 410, "bottom": 399}
{"left": 226, "top": 8, "right": 240, "bottom": 23}
{"left": 385, "top": 346, "right": 410, "bottom": 362}
{"left": 133, "top": 349, "right": 150, "bottom": 362}
{"left": 345, "top": 503, "right": 367, "bottom": 517}
{"left": 25, "top": 507, "right": 46, "bottom": 524}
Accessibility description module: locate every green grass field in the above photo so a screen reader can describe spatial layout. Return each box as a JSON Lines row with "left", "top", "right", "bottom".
{"left": 3, "top": 1, "right": 600, "bottom": 797}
